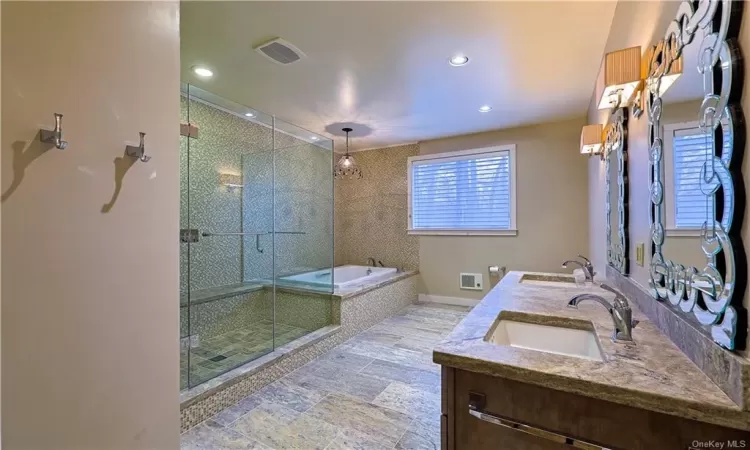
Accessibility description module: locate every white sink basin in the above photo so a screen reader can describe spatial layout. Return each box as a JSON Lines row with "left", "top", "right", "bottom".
{"left": 487, "top": 320, "right": 604, "bottom": 361}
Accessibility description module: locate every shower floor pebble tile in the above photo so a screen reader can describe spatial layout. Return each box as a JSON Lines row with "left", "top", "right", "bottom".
{"left": 182, "top": 321, "right": 311, "bottom": 389}
{"left": 180, "top": 302, "right": 470, "bottom": 450}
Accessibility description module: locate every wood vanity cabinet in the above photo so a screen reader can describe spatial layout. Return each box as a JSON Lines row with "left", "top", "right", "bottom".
{"left": 441, "top": 367, "right": 750, "bottom": 450}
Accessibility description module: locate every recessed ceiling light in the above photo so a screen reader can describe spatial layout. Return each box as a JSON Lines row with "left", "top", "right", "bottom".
{"left": 192, "top": 65, "right": 214, "bottom": 78}
{"left": 244, "top": 112, "right": 255, "bottom": 117}
{"left": 449, "top": 55, "right": 469, "bottom": 67}
{"left": 311, "top": 136, "right": 319, "bottom": 141}
{"left": 478, "top": 105, "right": 492, "bottom": 113}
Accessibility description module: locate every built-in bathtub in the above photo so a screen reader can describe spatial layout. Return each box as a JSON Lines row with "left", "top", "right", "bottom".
{"left": 279, "top": 265, "right": 398, "bottom": 291}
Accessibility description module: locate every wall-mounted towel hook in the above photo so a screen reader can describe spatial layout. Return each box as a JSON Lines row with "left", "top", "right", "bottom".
{"left": 126, "top": 132, "right": 151, "bottom": 162}
{"left": 40, "top": 113, "right": 68, "bottom": 149}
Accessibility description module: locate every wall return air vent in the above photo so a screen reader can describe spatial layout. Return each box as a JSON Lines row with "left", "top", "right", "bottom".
{"left": 253, "top": 38, "right": 306, "bottom": 65}
{"left": 460, "top": 273, "right": 483, "bottom": 291}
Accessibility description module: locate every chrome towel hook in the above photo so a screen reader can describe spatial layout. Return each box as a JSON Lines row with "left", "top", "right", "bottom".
{"left": 126, "top": 132, "right": 151, "bottom": 162}
{"left": 40, "top": 113, "right": 68, "bottom": 149}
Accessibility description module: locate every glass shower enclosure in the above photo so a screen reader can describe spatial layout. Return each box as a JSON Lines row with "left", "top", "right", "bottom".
{"left": 180, "top": 84, "right": 334, "bottom": 390}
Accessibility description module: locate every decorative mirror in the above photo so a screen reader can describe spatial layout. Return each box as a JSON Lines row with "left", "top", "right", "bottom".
{"left": 605, "top": 108, "right": 629, "bottom": 275}
{"left": 646, "top": 0, "right": 746, "bottom": 350}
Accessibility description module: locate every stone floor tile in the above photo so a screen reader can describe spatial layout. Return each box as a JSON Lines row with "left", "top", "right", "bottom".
{"left": 211, "top": 395, "right": 264, "bottom": 426}
{"left": 305, "top": 393, "right": 411, "bottom": 447}
{"left": 373, "top": 381, "right": 442, "bottom": 420}
{"left": 181, "top": 420, "right": 270, "bottom": 450}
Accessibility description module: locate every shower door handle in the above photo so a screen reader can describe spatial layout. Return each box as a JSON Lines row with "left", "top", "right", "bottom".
{"left": 256, "top": 234, "right": 264, "bottom": 254}
{"left": 201, "top": 231, "right": 269, "bottom": 237}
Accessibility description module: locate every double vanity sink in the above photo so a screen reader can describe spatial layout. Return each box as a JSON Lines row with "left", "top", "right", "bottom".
{"left": 434, "top": 271, "right": 750, "bottom": 449}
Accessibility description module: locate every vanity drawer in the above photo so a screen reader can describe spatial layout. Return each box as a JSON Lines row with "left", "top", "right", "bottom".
{"left": 448, "top": 369, "right": 749, "bottom": 450}
{"left": 457, "top": 410, "right": 572, "bottom": 450}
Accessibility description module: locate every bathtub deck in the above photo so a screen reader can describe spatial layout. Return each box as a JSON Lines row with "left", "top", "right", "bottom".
{"left": 181, "top": 302, "right": 470, "bottom": 450}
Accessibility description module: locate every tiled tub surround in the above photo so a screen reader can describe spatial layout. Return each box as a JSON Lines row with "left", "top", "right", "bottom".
{"left": 334, "top": 143, "right": 420, "bottom": 271}
{"left": 606, "top": 266, "right": 750, "bottom": 411}
{"left": 433, "top": 271, "right": 750, "bottom": 431}
{"left": 181, "top": 302, "right": 469, "bottom": 450}
{"left": 180, "top": 273, "right": 419, "bottom": 432}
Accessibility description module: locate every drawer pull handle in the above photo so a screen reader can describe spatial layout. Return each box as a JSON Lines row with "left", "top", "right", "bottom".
{"left": 468, "top": 392, "right": 611, "bottom": 450}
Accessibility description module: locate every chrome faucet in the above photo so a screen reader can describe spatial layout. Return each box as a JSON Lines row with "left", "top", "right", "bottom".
{"left": 366, "top": 257, "right": 376, "bottom": 267}
{"left": 567, "top": 284, "right": 638, "bottom": 342}
{"left": 562, "top": 254, "right": 596, "bottom": 282}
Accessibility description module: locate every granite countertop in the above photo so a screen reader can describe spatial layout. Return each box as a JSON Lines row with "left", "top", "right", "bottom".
{"left": 433, "top": 271, "right": 750, "bottom": 431}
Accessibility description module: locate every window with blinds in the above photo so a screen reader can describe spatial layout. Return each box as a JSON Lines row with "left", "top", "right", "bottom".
{"left": 666, "top": 123, "right": 729, "bottom": 231}
{"left": 407, "top": 146, "right": 516, "bottom": 235}
{"left": 672, "top": 128, "right": 711, "bottom": 229}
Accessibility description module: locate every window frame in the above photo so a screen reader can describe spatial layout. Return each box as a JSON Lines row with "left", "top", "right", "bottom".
{"left": 406, "top": 145, "right": 517, "bottom": 236}
{"left": 663, "top": 120, "right": 710, "bottom": 237}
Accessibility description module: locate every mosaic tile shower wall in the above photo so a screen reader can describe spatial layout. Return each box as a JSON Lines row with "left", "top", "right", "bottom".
{"left": 180, "top": 96, "right": 269, "bottom": 293}
{"left": 335, "top": 143, "right": 420, "bottom": 270}
{"left": 242, "top": 142, "right": 333, "bottom": 281}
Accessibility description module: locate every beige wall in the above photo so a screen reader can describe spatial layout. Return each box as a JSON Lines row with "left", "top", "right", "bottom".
{"left": 334, "top": 144, "right": 420, "bottom": 271}
{"left": 587, "top": 0, "right": 750, "bottom": 357}
{"left": 2, "top": 2, "right": 180, "bottom": 448}
{"left": 418, "top": 117, "right": 589, "bottom": 299}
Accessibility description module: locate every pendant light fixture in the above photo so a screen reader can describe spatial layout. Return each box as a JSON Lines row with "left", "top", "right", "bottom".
{"left": 334, "top": 127, "right": 362, "bottom": 179}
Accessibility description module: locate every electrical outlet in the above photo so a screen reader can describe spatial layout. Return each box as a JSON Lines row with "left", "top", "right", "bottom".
{"left": 636, "top": 243, "right": 645, "bottom": 266}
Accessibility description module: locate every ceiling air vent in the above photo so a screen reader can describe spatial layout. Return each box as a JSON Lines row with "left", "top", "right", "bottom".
{"left": 254, "top": 38, "right": 306, "bottom": 65}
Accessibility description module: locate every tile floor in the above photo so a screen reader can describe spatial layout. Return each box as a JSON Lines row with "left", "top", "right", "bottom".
{"left": 182, "top": 321, "right": 312, "bottom": 389}
{"left": 181, "top": 303, "right": 470, "bottom": 449}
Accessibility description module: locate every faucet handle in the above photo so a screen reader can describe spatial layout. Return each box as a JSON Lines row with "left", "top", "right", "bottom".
{"left": 599, "top": 283, "right": 618, "bottom": 295}
{"left": 577, "top": 254, "right": 592, "bottom": 265}
{"left": 600, "top": 283, "right": 629, "bottom": 307}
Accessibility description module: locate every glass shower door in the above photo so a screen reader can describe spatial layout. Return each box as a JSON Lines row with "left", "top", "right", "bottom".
{"left": 181, "top": 84, "right": 276, "bottom": 389}
{"left": 272, "top": 119, "right": 334, "bottom": 345}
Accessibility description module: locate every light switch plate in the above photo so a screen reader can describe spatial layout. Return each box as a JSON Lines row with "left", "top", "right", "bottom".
{"left": 636, "top": 243, "right": 645, "bottom": 266}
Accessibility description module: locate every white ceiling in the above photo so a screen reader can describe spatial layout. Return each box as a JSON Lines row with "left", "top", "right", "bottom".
{"left": 181, "top": 2, "right": 618, "bottom": 151}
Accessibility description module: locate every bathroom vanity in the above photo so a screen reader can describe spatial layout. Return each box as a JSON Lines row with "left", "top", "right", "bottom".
{"left": 433, "top": 272, "right": 750, "bottom": 449}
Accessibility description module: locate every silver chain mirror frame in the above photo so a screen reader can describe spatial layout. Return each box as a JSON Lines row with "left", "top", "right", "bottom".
{"left": 646, "top": 0, "right": 746, "bottom": 350}
{"left": 605, "top": 108, "right": 629, "bottom": 275}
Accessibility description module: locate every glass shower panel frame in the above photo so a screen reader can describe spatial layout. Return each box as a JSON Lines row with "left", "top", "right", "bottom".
{"left": 180, "top": 84, "right": 335, "bottom": 391}
{"left": 182, "top": 84, "right": 277, "bottom": 389}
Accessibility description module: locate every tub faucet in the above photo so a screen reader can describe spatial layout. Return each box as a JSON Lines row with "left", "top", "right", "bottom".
{"left": 562, "top": 254, "right": 596, "bottom": 282}
{"left": 367, "top": 257, "right": 376, "bottom": 267}
{"left": 567, "top": 284, "right": 638, "bottom": 342}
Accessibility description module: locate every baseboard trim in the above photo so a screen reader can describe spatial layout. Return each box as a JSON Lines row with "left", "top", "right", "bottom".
{"left": 418, "top": 293, "right": 479, "bottom": 307}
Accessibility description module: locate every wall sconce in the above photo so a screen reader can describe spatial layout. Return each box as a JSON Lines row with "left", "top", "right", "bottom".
{"left": 580, "top": 124, "right": 604, "bottom": 158}
{"left": 596, "top": 46, "right": 641, "bottom": 110}
{"left": 219, "top": 173, "right": 243, "bottom": 190}
{"left": 633, "top": 42, "right": 683, "bottom": 118}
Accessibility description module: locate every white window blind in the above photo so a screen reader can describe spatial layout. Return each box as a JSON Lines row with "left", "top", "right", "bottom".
{"left": 671, "top": 127, "right": 730, "bottom": 229}
{"left": 408, "top": 146, "right": 516, "bottom": 235}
